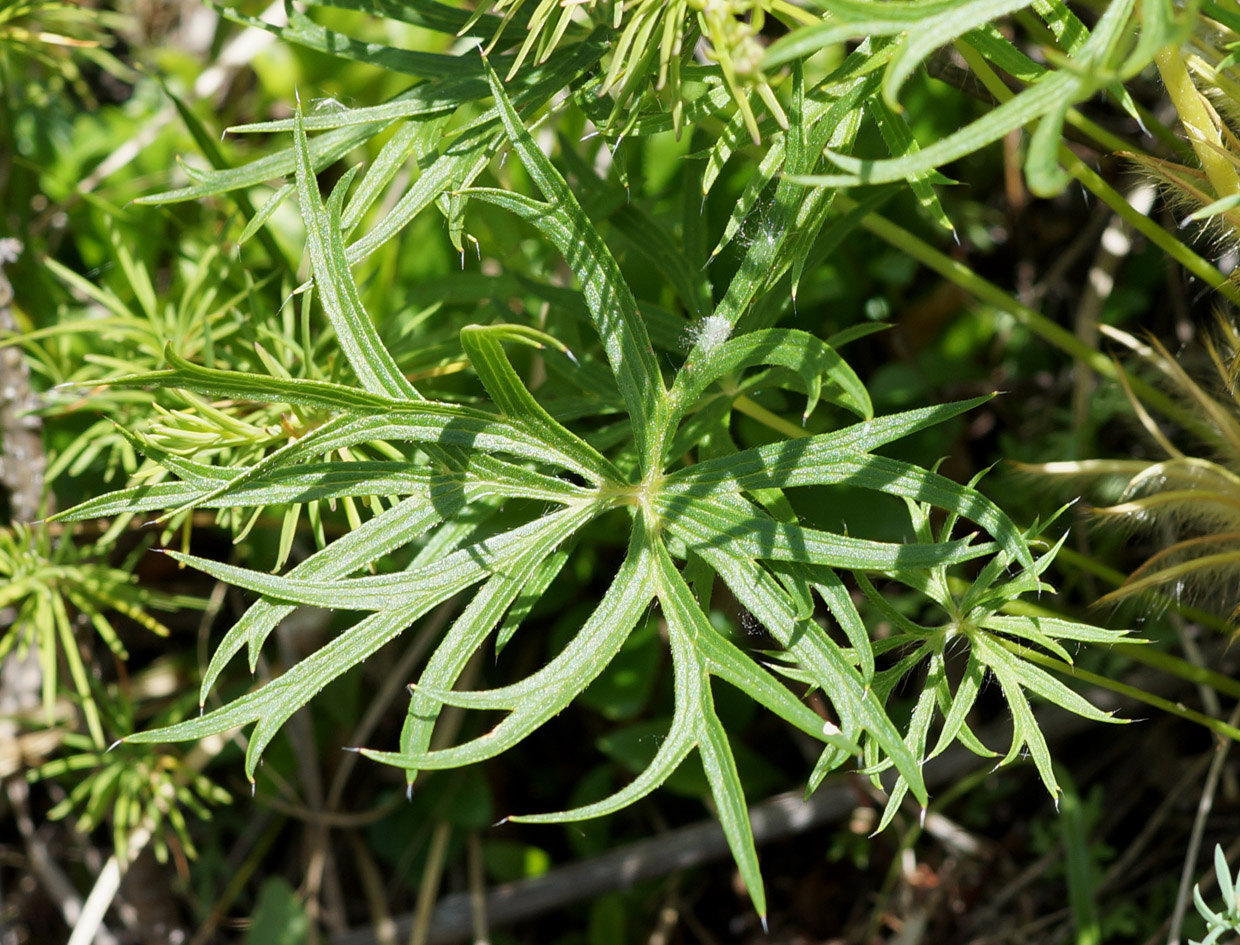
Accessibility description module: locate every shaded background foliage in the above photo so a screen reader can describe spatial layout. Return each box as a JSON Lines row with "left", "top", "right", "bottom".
{"left": 5, "top": 1, "right": 1240, "bottom": 944}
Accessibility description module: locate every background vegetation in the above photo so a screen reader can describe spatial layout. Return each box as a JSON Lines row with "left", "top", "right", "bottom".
{"left": 6, "top": 0, "right": 1240, "bottom": 943}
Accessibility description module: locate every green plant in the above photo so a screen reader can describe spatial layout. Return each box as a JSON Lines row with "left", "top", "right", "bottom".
{"left": 846, "top": 497, "right": 1127, "bottom": 832}
{"left": 0, "top": 522, "right": 192, "bottom": 745}
{"left": 1010, "top": 2, "right": 1240, "bottom": 622}
{"left": 0, "top": 0, "right": 133, "bottom": 102}
{"left": 34, "top": 0, "right": 1240, "bottom": 937}
{"left": 1191, "top": 845, "right": 1240, "bottom": 945}
{"left": 26, "top": 681, "right": 230, "bottom": 866}
{"left": 53, "top": 54, "right": 1139, "bottom": 916}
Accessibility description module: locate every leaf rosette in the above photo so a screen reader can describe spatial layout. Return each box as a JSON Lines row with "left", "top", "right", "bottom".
{"left": 59, "top": 60, "right": 1129, "bottom": 918}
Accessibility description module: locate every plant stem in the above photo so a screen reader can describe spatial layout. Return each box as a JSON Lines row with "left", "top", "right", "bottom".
{"left": 1052, "top": 544, "right": 1235, "bottom": 634}
{"left": 995, "top": 638, "right": 1240, "bottom": 743}
{"left": 1114, "top": 643, "right": 1240, "bottom": 702}
{"left": 1155, "top": 44, "right": 1240, "bottom": 201}
{"left": 409, "top": 821, "right": 452, "bottom": 945}
{"left": 842, "top": 198, "right": 1181, "bottom": 416}
{"left": 954, "top": 37, "right": 1240, "bottom": 308}
{"left": 54, "top": 603, "right": 105, "bottom": 748}
{"left": 733, "top": 394, "right": 809, "bottom": 439}
{"left": 1061, "top": 152, "right": 1240, "bottom": 308}
{"left": 996, "top": 572, "right": 1240, "bottom": 700}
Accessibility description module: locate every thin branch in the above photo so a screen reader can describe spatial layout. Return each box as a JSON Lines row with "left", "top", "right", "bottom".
{"left": 1167, "top": 701, "right": 1240, "bottom": 945}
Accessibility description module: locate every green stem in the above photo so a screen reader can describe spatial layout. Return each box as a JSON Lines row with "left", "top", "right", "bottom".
{"left": 1054, "top": 546, "right": 1235, "bottom": 635}
{"left": 955, "top": 36, "right": 1240, "bottom": 308}
{"left": 1155, "top": 44, "right": 1240, "bottom": 201}
{"left": 733, "top": 394, "right": 809, "bottom": 438}
{"left": 54, "top": 600, "right": 106, "bottom": 748}
{"left": 1061, "top": 153, "right": 1240, "bottom": 308}
{"left": 841, "top": 198, "right": 1181, "bottom": 417}
{"left": 996, "top": 638, "right": 1240, "bottom": 743}
{"left": 1112, "top": 642, "right": 1240, "bottom": 702}
{"left": 1060, "top": 97, "right": 1187, "bottom": 163}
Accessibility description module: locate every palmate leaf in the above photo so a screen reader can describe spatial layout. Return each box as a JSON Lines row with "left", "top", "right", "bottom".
{"left": 71, "top": 51, "right": 1131, "bottom": 921}
{"left": 850, "top": 509, "right": 1131, "bottom": 833}
{"left": 501, "top": 539, "right": 862, "bottom": 918}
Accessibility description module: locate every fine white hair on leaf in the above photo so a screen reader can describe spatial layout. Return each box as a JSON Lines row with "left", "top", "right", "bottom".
{"left": 689, "top": 314, "right": 732, "bottom": 352}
